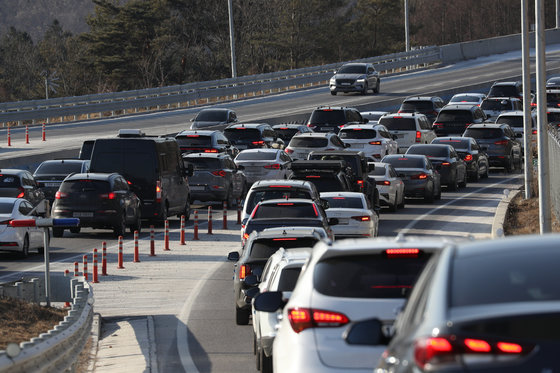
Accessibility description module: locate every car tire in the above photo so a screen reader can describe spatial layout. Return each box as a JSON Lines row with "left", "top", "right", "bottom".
{"left": 130, "top": 211, "right": 142, "bottom": 234}
{"left": 52, "top": 227, "right": 64, "bottom": 238}
{"left": 20, "top": 234, "right": 29, "bottom": 258}
{"left": 361, "top": 83, "right": 368, "bottom": 95}
{"left": 459, "top": 171, "right": 467, "bottom": 188}
{"left": 505, "top": 156, "right": 513, "bottom": 173}
{"left": 470, "top": 165, "right": 480, "bottom": 182}
{"left": 178, "top": 200, "right": 190, "bottom": 222}
{"left": 398, "top": 193, "right": 405, "bottom": 209}
{"left": 435, "top": 186, "right": 442, "bottom": 200}
{"left": 424, "top": 183, "right": 434, "bottom": 203}
{"left": 235, "top": 306, "right": 250, "bottom": 325}
{"left": 374, "top": 79, "right": 380, "bottom": 94}
{"left": 389, "top": 193, "right": 398, "bottom": 212}
{"left": 330, "top": 91, "right": 337, "bottom": 96}
{"left": 484, "top": 164, "right": 490, "bottom": 178}
{"left": 69, "top": 227, "right": 81, "bottom": 234}
{"left": 261, "top": 349, "right": 273, "bottom": 373}
{"left": 113, "top": 213, "right": 127, "bottom": 237}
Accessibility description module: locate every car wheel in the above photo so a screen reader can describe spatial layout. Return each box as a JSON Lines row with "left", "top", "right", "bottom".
{"left": 235, "top": 306, "right": 250, "bottom": 325}
{"left": 20, "top": 234, "right": 29, "bottom": 258}
{"left": 69, "top": 227, "right": 81, "bottom": 234}
{"left": 374, "top": 79, "right": 380, "bottom": 94}
{"left": 130, "top": 211, "right": 142, "bottom": 234}
{"left": 52, "top": 227, "right": 64, "bottom": 238}
{"left": 435, "top": 185, "right": 442, "bottom": 200}
{"left": 113, "top": 212, "right": 127, "bottom": 237}
{"left": 484, "top": 164, "right": 490, "bottom": 178}
{"left": 470, "top": 164, "right": 480, "bottom": 182}
{"left": 389, "top": 193, "right": 398, "bottom": 212}
{"left": 361, "top": 83, "right": 368, "bottom": 95}
{"left": 398, "top": 193, "right": 405, "bottom": 209}
{"left": 260, "top": 349, "right": 273, "bottom": 373}
{"left": 459, "top": 171, "right": 467, "bottom": 188}
{"left": 424, "top": 183, "right": 434, "bottom": 203}
{"left": 505, "top": 156, "right": 514, "bottom": 173}
{"left": 330, "top": 91, "right": 337, "bottom": 96}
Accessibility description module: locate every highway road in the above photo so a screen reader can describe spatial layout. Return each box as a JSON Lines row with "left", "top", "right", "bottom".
{"left": 0, "top": 46, "right": 554, "bottom": 371}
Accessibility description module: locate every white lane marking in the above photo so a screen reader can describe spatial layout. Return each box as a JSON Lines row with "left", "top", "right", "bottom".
{"left": 399, "top": 174, "right": 522, "bottom": 235}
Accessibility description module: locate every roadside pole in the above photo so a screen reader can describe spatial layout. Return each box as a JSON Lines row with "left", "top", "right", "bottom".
{"left": 522, "top": 0, "right": 533, "bottom": 199}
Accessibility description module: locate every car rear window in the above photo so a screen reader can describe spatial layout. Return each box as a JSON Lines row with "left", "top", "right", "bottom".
{"left": 236, "top": 151, "right": 277, "bottom": 161}
{"left": 187, "top": 158, "right": 221, "bottom": 169}
{"left": 35, "top": 162, "right": 84, "bottom": 175}
{"left": 289, "top": 137, "right": 328, "bottom": 148}
{"left": 496, "top": 116, "right": 523, "bottom": 128}
{"left": 253, "top": 202, "right": 317, "bottom": 219}
{"left": 379, "top": 117, "right": 416, "bottom": 131}
{"left": 463, "top": 128, "right": 504, "bottom": 139}
{"left": 195, "top": 110, "right": 227, "bottom": 121}
{"left": 339, "top": 128, "right": 377, "bottom": 139}
{"left": 60, "top": 179, "right": 110, "bottom": 193}
{"left": 249, "top": 237, "right": 319, "bottom": 260}
{"left": 278, "top": 267, "right": 303, "bottom": 292}
{"left": 383, "top": 157, "right": 424, "bottom": 168}
{"left": 224, "top": 128, "right": 261, "bottom": 142}
{"left": 0, "top": 201, "right": 14, "bottom": 214}
{"left": 0, "top": 175, "right": 21, "bottom": 187}
{"left": 176, "top": 135, "right": 212, "bottom": 147}
{"left": 433, "top": 138, "right": 470, "bottom": 149}
{"left": 313, "top": 252, "right": 431, "bottom": 298}
{"left": 481, "top": 99, "right": 512, "bottom": 111}
{"left": 275, "top": 128, "right": 299, "bottom": 141}
{"left": 400, "top": 101, "right": 433, "bottom": 112}
{"left": 322, "top": 196, "right": 364, "bottom": 209}
{"left": 308, "top": 110, "right": 346, "bottom": 125}
{"left": 437, "top": 110, "right": 473, "bottom": 122}
{"left": 370, "top": 167, "right": 387, "bottom": 176}
{"left": 488, "top": 86, "right": 519, "bottom": 97}
{"left": 450, "top": 249, "right": 560, "bottom": 307}
{"left": 246, "top": 188, "right": 312, "bottom": 214}
{"left": 302, "top": 175, "right": 345, "bottom": 193}
{"left": 407, "top": 145, "right": 449, "bottom": 158}
{"left": 450, "top": 95, "right": 481, "bottom": 103}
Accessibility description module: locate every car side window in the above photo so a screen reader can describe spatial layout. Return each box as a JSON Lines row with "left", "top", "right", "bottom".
{"left": 331, "top": 136, "right": 344, "bottom": 147}
{"left": 19, "top": 201, "right": 32, "bottom": 215}
{"left": 471, "top": 140, "right": 479, "bottom": 150}
{"left": 229, "top": 112, "right": 237, "bottom": 122}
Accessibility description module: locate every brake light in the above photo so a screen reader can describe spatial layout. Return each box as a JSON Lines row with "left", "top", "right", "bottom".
{"left": 532, "top": 129, "right": 538, "bottom": 134}
{"left": 414, "top": 337, "right": 453, "bottom": 369}
{"left": 279, "top": 127, "right": 289, "bottom": 130}
{"left": 276, "top": 203, "right": 294, "bottom": 206}
{"left": 351, "top": 215, "right": 370, "bottom": 221}
{"left": 100, "top": 192, "right": 116, "bottom": 200}
{"left": 306, "top": 175, "right": 321, "bottom": 178}
{"left": 376, "top": 180, "right": 390, "bottom": 186}
{"left": 187, "top": 135, "right": 200, "bottom": 137}
{"left": 17, "top": 187, "right": 24, "bottom": 198}
{"left": 368, "top": 141, "right": 382, "bottom": 145}
{"left": 272, "top": 238, "right": 298, "bottom": 241}
{"left": 352, "top": 128, "right": 363, "bottom": 131}
{"left": 264, "top": 164, "right": 281, "bottom": 169}
{"left": 441, "top": 162, "right": 450, "bottom": 166}
{"left": 156, "top": 181, "right": 162, "bottom": 203}
{"left": 250, "top": 205, "right": 260, "bottom": 218}
{"left": 411, "top": 173, "right": 428, "bottom": 180}
{"left": 385, "top": 248, "right": 419, "bottom": 257}
{"left": 464, "top": 154, "right": 473, "bottom": 162}
{"left": 285, "top": 148, "right": 294, "bottom": 154}
{"left": 497, "top": 342, "right": 523, "bottom": 353}
{"left": 204, "top": 148, "right": 218, "bottom": 153}
{"left": 312, "top": 203, "right": 319, "bottom": 217}
{"left": 307, "top": 123, "right": 316, "bottom": 129}
{"left": 239, "top": 264, "right": 251, "bottom": 280}
{"left": 288, "top": 308, "right": 349, "bottom": 333}
{"left": 55, "top": 191, "right": 67, "bottom": 199}
{"left": 252, "top": 140, "right": 265, "bottom": 145}
{"left": 531, "top": 102, "right": 537, "bottom": 107}
{"left": 464, "top": 339, "right": 491, "bottom": 352}
{"left": 415, "top": 131, "right": 421, "bottom": 142}
{"left": 212, "top": 170, "right": 227, "bottom": 177}
{"left": 269, "top": 185, "right": 291, "bottom": 188}
{"left": 357, "top": 179, "right": 364, "bottom": 189}
{"left": 433, "top": 122, "right": 443, "bottom": 128}
{"left": 494, "top": 140, "right": 508, "bottom": 145}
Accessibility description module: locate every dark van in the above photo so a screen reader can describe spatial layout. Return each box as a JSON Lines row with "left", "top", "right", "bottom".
{"left": 89, "top": 136, "right": 191, "bottom": 223}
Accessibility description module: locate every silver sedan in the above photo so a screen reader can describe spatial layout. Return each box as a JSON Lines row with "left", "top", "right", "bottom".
{"left": 234, "top": 149, "right": 292, "bottom": 185}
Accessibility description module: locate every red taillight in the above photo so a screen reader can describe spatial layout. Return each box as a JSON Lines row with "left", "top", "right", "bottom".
{"left": 250, "top": 205, "right": 260, "bottom": 219}
{"left": 464, "top": 154, "right": 473, "bottom": 162}
{"left": 368, "top": 141, "right": 382, "bottom": 145}
{"left": 415, "top": 131, "right": 421, "bottom": 142}
{"left": 155, "top": 181, "right": 162, "bottom": 203}
{"left": 17, "top": 187, "right": 24, "bottom": 198}
{"left": 252, "top": 140, "right": 265, "bottom": 145}
{"left": 357, "top": 179, "right": 364, "bottom": 189}
{"left": 285, "top": 148, "right": 294, "bottom": 154}
{"left": 276, "top": 202, "right": 294, "bottom": 206}
{"left": 464, "top": 339, "right": 491, "bottom": 352}
{"left": 55, "top": 191, "right": 67, "bottom": 199}
{"left": 212, "top": 170, "right": 227, "bottom": 177}
{"left": 264, "top": 164, "right": 281, "bottom": 169}
{"left": 433, "top": 122, "right": 443, "bottom": 128}
{"left": 414, "top": 337, "right": 453, "bottom": 369}
{"left": 531, "top": 102, "right": 537, "bottom": 107}
{"left": 494, "top": 140, "right": 508, "bottom": 145}
{"left": 306, "top": 175, "right": 321, "bottom": 178}
{"left": 272, "top": 238, "right": 298, "bottom": 241}
{"left": 532, "top": 129, "right": 538, "bottom": 134}
{"left": 351, "top": 215, "right": 370, "bottom": 221}
{"left": 288, "top": 308, "right": 349, "bottom": 333}
{"left": 307, "top": 123, "right": 316, "bottom": 129}
{"left": 441, "top": 162, "right": 451, "bottom": 166}
{"left": 312, "top": 203, "right": 319, "bottom": 217}
{"left": 411, "top": 173, "right": 428, "bottom": 180}
{"left": 100, "top": 192, "right": 116, "bottom": 200}
{"left": 352, "top": 128, "right": 363, "bottom": 131}
{"left": 385, "top": 248, "right": 419, "bottom": 257}
{"left": 376, "top": 180, "right": 391, "bottom": 186}
{"left": 497, "top": 342, "right": 523, "bottom": 353}
{"left": 204, "top": 148, "right": 218, "bottom": 153}
{"left": 187, "top": 134, "right": 200, "bottom": 137}
{"left": 239, "top": 264, "right": 251, "bottom": 279}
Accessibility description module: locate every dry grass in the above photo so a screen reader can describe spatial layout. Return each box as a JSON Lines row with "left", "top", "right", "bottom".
{"left": 504, "top": 192, "right": 560, "bottom": 235}
{"left": 0, "top": 297, "right": 67, "bottom": 350}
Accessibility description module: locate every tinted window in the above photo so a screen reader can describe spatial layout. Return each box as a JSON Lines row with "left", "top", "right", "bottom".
{"left": 450, "top": 95, "right": 482, "bottom": 103}
{"left": 314, "top": 253, "right": 431, "bottom": 298}
{"left": 338, "top": 65, "right": 366, "bottom": 74}
{"left": 322, "top": 196, "right": 364, "bottom": 209}
{"left": 236, "top": 151, "right": 277, "bottom": 161}
{"left": 254, "top": 203, "right": 317, "bottom": 219}
{"left": 308, "top": 110, "right": 346, "bottom": 125}
{"left": 481, "top": 99, "right": 512, "bottom": 111}
{"left": 488, "top": 85, "right": 519, "bottom": 97}
{"left": 249, "top": 238, "right": 319, "bottom": 260}
{"left": 496, "top": 116, "right": 524, "bottom": 128}
{"left": 176, "top": 135, "right": 213, "bottom": 147}
{"left": 275, "top": 128, "right": 299, "bottom": 141}
{"left": 437, "top": 110, "right": 473, "bottom": 122}
{"left": 224, "top": 128, "right": 261, "bottom": 142}
{"left": 188, "top": 157, "right": 222, "bottom": 169}
{"left": 277, "top": 267, "right": 303, "bottom": 292}
{"left": 195, "top": 110, "right": 227, "bottom": 121}
{"left": 407, "top": 145, "right": 449, "bottom": 158}
{"left": 383, "top": 157, "right": 424, "bottom": 168}
{"left": 289, "top": 137, "right": 328, "bottom": 148}
{"left": 379, "top": 117, "right": 417, "bottom": 131}
{"left": 339, "top": 129, "right": 377, "bottom": 139}
{"left": 246, "top": 188, "right": 312, "bottom": 214}
{"left": 433, "top": 138, "right": 470, "bottom": 149}
{"left": 0, "top": 175, "right": 21, "bottom": 187}
{"left": 370, "top": 167, "right": 387, "bottom": 176}
{"left": 464, "top": 128, "right": 504, "bottom": 139}
{"left": 401, "top": 101, "right": 433, "bottom": 112}
{"left": 0, "top": 201, "right": 14, "bottom": 213}
{"left": 90, "top": 140, "right": 157, "bottom": 183}
{"left": 35, "top": 162, "right": 84, "bottom": 175}
{"left": 450, "top": 249, "right": 560, "bottom": 307}
{"left": 60, "top": 179, "right": 111, "bottom": 193}
{"left": 303, "top": 175, "right": 345, "bottom": 192}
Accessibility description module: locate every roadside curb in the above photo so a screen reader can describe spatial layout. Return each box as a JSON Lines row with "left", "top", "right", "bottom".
{"left": 86, "top": 313, "right": 102, "bottom": 373}
{"left": 492, "top": 189, "right": 522, "bottom": 238}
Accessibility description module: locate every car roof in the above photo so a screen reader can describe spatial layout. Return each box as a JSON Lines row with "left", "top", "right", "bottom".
{"left": 441, "top": 104, "right": 478, "bottom": 110}
{"left": 315, "top": 106, "right": 348, "bottom": 111}
{"left": 496, "top": 110, "right": 526, "bottom": 117}
{"left": 403, "top": 96, "right": 441, "bottom": 101}
{"left": 0, "top": 169, "right": 27, "bottom": 175}
{"left": 492, "top": 81, "right": 520, "bottom": 86}
{"left": 38, "top": 159, "right": 85, "bottom": 164}
{"left": 251, "top": 179, "right": 314, "bottom": 189}
{"left": 0, "top": 197, "right": 21, "bottom": 203}
{"left": 257, "top": 198, "right": 317, "bottom": 206}
{"left": 237, "top": 148, "right": 280, "bottom": 154}
{"left": 198, "top": 108, "right": 232, "bottom": 113}
{"left": 433, "top": 136, "right": 470, "bottom": 141}
{"left": 183, "top": 152, "right": 229, "bottom": 159}
{"left": 226, "top": 123, "right": 268, "bottom": 129}
{"left": 454, "top": 233, "right": 560, "bottom": 259}
{"left": 467, "top": 122, "right": 505, "bottom": 129}
{"left": 272, "top": 124, "right": 306, "bottom": 129}
{"left": 291, "top": 132, "right": 333, "bottom": 138}
{"left": 384, "top": 154, "right": 427, "bottom": 160}
{"left": 320, "top": 191, "right": 366, "bottom": 198}
{"left": 341, "top": 124, "right": 380, "bottom": 130}
{"left": 309, "top": 150, "right": 364, "bottom": 157}
{"left": 176, "top": 130, "right": 219, "bottom": 136}
{"left": 259, "top": 226, "right": 327, "bottom": 238}
{"left": 382, "top": 112, "right": 423, "bottom": 118}
{"left": 65, "top": 172, "right": 117, "bottom": 181}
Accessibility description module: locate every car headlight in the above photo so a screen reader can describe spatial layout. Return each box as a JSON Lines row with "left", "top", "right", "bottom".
{"left": 356, "top": 76, "right": 366, "bottom": 83}
{"left": 329, "top": 77, "right": 336, "bottom": 84}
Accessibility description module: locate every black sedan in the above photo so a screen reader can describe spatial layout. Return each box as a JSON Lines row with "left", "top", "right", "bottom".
{"left": 406, "top": 144, "right": 467, "bottom": 190}
{"left": 431, "top": 137, "right": 489, "bottom": 181}
{"left": 374, "top": 234, "right": 560, "bottom": 373}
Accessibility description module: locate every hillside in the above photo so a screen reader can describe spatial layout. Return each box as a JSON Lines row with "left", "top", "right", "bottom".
{"left": 0, "top": 0, "right": 94, "bottom": 41}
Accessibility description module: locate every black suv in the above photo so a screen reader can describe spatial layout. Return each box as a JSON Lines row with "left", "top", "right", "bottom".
{"left": 487, "top": 81, "right": 523, "bottom": 99}
{"left": 306, "top": 106, "right": 367, "bottom": 133}
{"left": 433, "top": 104, "right": 487, "bottom": 136}
{"left": 307, "top": 151, "right": 379, "bottom": 211}
{"left": 463, "top": 123, "right": 522, "bottom": 172}
{"left": 51, "top": 173, "right": 142, "bottom": 237}
{"left": 0, "top": 169, "right": 45, "bottom": 207}
{"left": 224, "top": 123, "right": 283, "bottom": 151}
{"left": 175, "top": 130, "right": 238, "bottom": 157}
{"left": 398, "top": 96, "right": 446, "bottom": 123}
{"left": 33, "top": 159, "right": 90, "bottom": 204}
{"left": 289, "top": 160, "right": 353, "bottom": 193}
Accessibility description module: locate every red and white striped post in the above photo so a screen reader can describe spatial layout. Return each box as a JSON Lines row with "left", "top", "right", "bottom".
{"left": 83, "top": 254, "right": 88, "bottom": 281}
{"left": 42, "top": 122, "right": 46, "bottom": 141}
{"left": 207, "top": 206, "right": 213, "bottom": 234}
{"left": 74, "top": 261, "right": 79, "bottom": 277}
{"left": 92, "top": 249, "right": 99, "bottom": 283}
{"left": 164, "top": 220, "right": 170, "bottom": 251}
{"left": 149, "top": 225, "right": 156, "bottom": 256}
{"left": 65, "top": 269, "right": 70, "bottom": 277}
{"left": 101, "top": 241, "right": 107, "bottom": 276}
{"left": 222, "top": 201, "right": 228, "bottom": 229}
{"left": 193, "top": 210, "right": 199, "bottom": 240}
{"left": 117, "top": 236, "right": 125, "bottom": 269}
{"left": 236, "top": 198, "right": 242, "bottom": 224}
{"left": 25, "top": 124, "right": 29, "bottom": 144}
{"left": 7, "top": 126, "right": 11, "bottom": 147}
{"left": 133, "top": 230, "right": 140, "bottom": 262}
{"left": 180, "top": 215, "right": 186, "bottom": 245}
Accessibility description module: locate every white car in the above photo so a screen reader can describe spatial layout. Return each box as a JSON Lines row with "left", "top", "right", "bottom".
{"left": 339, "top": 124, "right": 398, "bottom": 160}
{"left": 285, "top": 132, "right": 348, "bottom": 160}
{"left": 368, "top": 162, "right": 405, "bottom": 211}
{"left": 253, "top": 246, "right": 313, "bottom": 373}
{"left": 448, "top": 92, "right": 486, "bottom": 105}
{"left": 0, "top": 198, "right": 47, "bottom": 257}
{"left": 359, "top": 111, "right": 389, "bottom": 122}
{"left": 234, "top": 149, "right": 292, "bottom": 185}
{"left": 378, "top": 112, "right": 437, "bottom": 152}
{"left": 320, "top": 192, "right": 378, "bottom": 238}
{"left": 254, "top": 236, "right": 453, "bottom": 373}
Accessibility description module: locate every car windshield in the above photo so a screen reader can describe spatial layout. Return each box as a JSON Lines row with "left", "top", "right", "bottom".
{"left": 338, "top": 65, "right": 366, "bottom": 74}
{"left": 433, "top": 138, "right": 470, "bottom": 150}
{"left": 450, "top": 249, "right": 560, "bottom": 307}
{"left": 308, "top": 110, "right": 346, "bottom": 125}
{"left": 176, "top": 135, "right": 213, "bottom": 147}
{"left": 437, "top": 110, "right": 473, "bottom": 122}
{"left": 249, "top": 237, "right": 319, "bottom": 260}
{"left": 496, "top": 116, "right": 524, "bottom": 128}
{"left": 313, "top": 252, "right": 432, "bottom": 299}
{"left": 370, "top": 167, "right": 387, "bottom": 176}
{"left": 289, "top": 137, "right": 328, "bottom": 148}
{"left": 379, "top": 117, "right": 416, "bottom": 131}
{"left": 384, "top": 157, "right": 424, "bottom": 168}
{"left": 322, "top": 196, "right": 364, "bottom": 209}
{"left": 195, "top": 110, "right": 227, "bottom": 122}
{"left": 60, "top": 179, "right": 110, "bottom": 193}
{"left": 186, "top": 158, "right": 221, "bottom": 169}
{"left": 246, "top": 188, "right": 312, "bottom": 214}
{"left": 339, "top": 128, "right": 377, "bottom": 139}
{"left": 0, "top": 201, "right": 15, "bottom": 214}
{"left": 481, "top": 99, "right": 511, "bottom": 111}
{"left": 464, "top": 128, "right": 503, "bottom": 139}
{"left": 224, "top": 128, "right": 261, "bottom": 142}
{"left": 236, "top": 151, "right": 277, "bottom": 161}
{"left": 34, "top": 162, "right": 84, "bottom": 175}
{"left": 274, "top": 128, "right": 299, "bottom": 141}
{"left": 253, "top": 203, "right": 317, "bottom": 219}
{"left": 400, "top": 101, "right": 433, "bottom": 112}
{"left": 0, "top": 175, "right": 21, "bottom": 188}
{"left": 407, "top": 146, "right": 449, "bottom": 158}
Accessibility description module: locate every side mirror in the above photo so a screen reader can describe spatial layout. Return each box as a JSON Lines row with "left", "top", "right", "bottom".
{"left": 343, "top": 319, "right": 390, "bottom": 346}
{"left": 244, "top": 274, "right": 258, "bottom": 287}
{"left": 392, "top": 134, "right": 398, "bottom": 140}
{"left": 227, "top": 251, "right": 240, "bottom": 261}
{"left": 244, "top": 287, "right": 260, "bottom": 301}
{"left": 363, "top": 118, "right": 369, "bottom": 124}
{"left": 368, "top": 163, "right": 375, "bottom": 172}
{"left": 253, "top": 291, "right": 285, "bottom": 312}
{"left": 320, "top": 198, "right": 330, "bottom": 210}
{"left": 328, "top": 217, "right": 339, "bottom": 226}
{"left": 237, "top": 164, "right": 245, "bottom": 170}
{"left": 516, "top": 133, "right": 523, "bottom": 138}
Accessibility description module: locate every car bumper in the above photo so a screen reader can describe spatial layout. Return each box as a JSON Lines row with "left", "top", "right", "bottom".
{"left": 51, "top": 211, "right": 121, "bottom": 229}
{"left": 189, "top": 184, "right": 228, "bottom": 202}
{"left": 330, "top": 84, "right": 364, "bottom": 93}
{"left": 402, "top": 180, "right": 430, "bottom": 197}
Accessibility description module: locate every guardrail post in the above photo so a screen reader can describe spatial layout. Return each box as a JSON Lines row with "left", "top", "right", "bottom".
{"left": 133, "top": 230, "right": 140, "bottom": 262}
{"left": 117, "top": 236, "right": 125, "bottom": 269}
{"left": 102, "top": 241, "right": 107, "bottom": 275}
{"left": 93, "top": 249, "right": 99, "bottom": 283}
{"left": 74, "top": 261, "right": 78, "bottom": 277}
{"left": 150, "top": 225, "right": 156, "bottom": 256}
{"left": 83, "top": 255, "right": 88, "bottom": 281}
{"left": 207, "top": 206, "right": 213, "bottom": 234}
{"left": 164, "top": 219, "right": 170, "bottom": 251}
{"left": 223, "top": 201, "right": 228, "bottom": 229}
{"left": 42, "top": 122, "right": 46, "bottom": 141}
{"left": 7, "top": 125, "right": 11, "bottom": 147}
{"left": 25, "top": 124, "right": 29, "bottom": 144}
{"left": 193, "top": 210, "right": 199, "bottom": 240}
{"left": 180, "top": 215, "right": 186, "bottom": 245}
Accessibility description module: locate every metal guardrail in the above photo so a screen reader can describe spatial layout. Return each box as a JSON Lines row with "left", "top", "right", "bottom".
{"left": 0, "top": 47, "right": 441, "bottom": 126}
{"left": 0, "top": 277, "right": 93, "bottom": 373}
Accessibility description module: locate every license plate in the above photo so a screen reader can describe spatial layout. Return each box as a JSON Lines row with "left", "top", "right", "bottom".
{"left": 341, "top": 83, "right": 351, "bottom": 86}
{"left": 73, "top": 212, "right": 93, "bottom": 218}
{"left": 396, "top": 134, "right": 404, "bottom": 138}
{"left": 337, "top": 218, "right": 349, "bottom": 225}
{"left": 190, "top": 186, "right": 205, "bottom": 191}
{"left": 350, "top": 144, "right": 364, "bottom": 148}
{"left": 45, "top": 182, "right": 60, "bottom": 187}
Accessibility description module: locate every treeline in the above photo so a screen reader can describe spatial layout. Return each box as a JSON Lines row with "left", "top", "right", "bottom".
{"left": 0, "top": 0, "right": 556, "bottom": 102}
